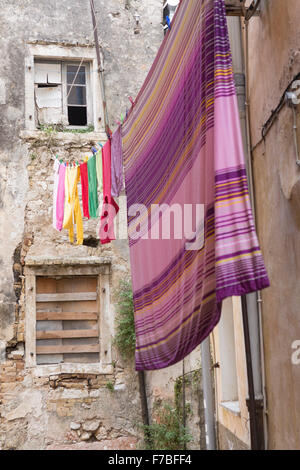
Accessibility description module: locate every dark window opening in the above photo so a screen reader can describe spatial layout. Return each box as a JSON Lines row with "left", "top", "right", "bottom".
{"left": 68, "top": 106, "right": 87, "bottom": 126}
{"left": 38, "top": 84, "right": 59, "bottom": 88}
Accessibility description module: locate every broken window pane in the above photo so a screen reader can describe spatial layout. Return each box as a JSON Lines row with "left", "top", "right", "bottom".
{"left": 36, "top": 86, "right": 62, "bottom": 108}
{"left": 35, "top": 62, "right": 62, "bottom": 84}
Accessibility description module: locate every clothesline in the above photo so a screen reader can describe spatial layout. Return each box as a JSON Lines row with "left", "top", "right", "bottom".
{"left": 52, "top": 125, "right": 124, "bottom": 245}
{"left": 53, "top": 142, "right": 102, "bottom": 167}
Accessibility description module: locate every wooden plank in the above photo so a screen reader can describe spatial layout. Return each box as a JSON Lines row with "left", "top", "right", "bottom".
{"left": 25, "top": 275, "right": 36, "bottom": 367}
{"left": 36, "top": 329, "right": 99, "bottom": 340}
{"left": 36, "top": 312, "right": 98, "bottom": 321}
{"left": 99, "top": 272, "right": 111, "bottom": 365}
{"left": 36, "top": 292, "right": 97, "bottom": 302}
{"left": 36, "top": 344, "right": 100, "bottom": 355}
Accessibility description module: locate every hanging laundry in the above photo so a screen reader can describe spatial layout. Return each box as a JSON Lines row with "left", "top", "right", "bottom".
{"left": 99, "top": 139, "right": 119, "bottom": 244}
{"left": 52, "top": 159, "right": 60, "bottom": 230}
{"left": 111, "top": 126, "right": 124, "bottom": 198}
{"left": 63, "top": 165, "right": 83, "bottom": 245}
{"left": 56, "top": 162, "right": 66, "bottom": 231}
{"left": 80, "top": 160, "right": 90, "bottom": 219}
{"left": 87, "top": 154, "right": 98, "bottom": 218}
{"left": 96, "top": 150, "right": 103, "bottom": 194}
{"left": 122, "top": 0, "right": 270, "bottom": 370}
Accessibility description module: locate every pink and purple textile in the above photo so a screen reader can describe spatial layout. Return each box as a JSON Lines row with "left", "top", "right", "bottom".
{"left": 122, "top": 0, "right": 269, "bottom": 370}
{"left": 111, "top": 126, "right": 124, "bottom": 198}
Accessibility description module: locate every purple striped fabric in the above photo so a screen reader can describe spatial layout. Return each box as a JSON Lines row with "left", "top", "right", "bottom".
{"left": 122, "top": 0, "right": 269, "bottom": 370}
{"left": 111, "top": 126, "right": 124, "bottom": 198}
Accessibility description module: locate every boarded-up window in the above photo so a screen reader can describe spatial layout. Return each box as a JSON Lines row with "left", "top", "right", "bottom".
{"left": 35, "top": 276, "right": 100, "bottom": 365}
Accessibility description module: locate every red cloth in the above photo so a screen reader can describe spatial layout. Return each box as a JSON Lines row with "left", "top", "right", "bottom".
{"left": 100, "top": 139, "right": 119, "bottom": 244}
{"left": 80, "top": 161, "right": 90, "bottom": 219}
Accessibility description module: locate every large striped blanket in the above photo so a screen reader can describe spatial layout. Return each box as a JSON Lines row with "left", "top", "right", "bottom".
{"left": 122, "top": 0, "right": 269, "bottom": 370}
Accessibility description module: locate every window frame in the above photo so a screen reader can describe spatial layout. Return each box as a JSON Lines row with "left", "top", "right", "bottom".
{"left": 25, "top": 43, "right": 105, "bottom": 132}
{"left": 24, "top": 260, "right": 113, "bottom": 376}
{"left": 218, "top": 297, "right": 239, "bottom": 403}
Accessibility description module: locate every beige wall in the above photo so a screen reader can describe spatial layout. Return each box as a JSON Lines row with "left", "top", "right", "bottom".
{"left": 212, "top": 297, "right": 250, "bottom": 450}
{"left": 247, "top": 0, "right": 300, "bottom": 450}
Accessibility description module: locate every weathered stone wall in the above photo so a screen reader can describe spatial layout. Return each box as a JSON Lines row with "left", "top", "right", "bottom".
{"left": 145, "top": 347, "right": 206, "bottom": 450}
{"left": 0, "top": 0, "right": 163, "bottom": 450}
{"left": 0, "top": 0, "right": 163, "bottom": 344}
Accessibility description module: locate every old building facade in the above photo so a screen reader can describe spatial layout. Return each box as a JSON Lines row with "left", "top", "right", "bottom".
{"left": 2, "top": 0, "right": 300, "bottom": 452}
{"left": 0, "top": 0, "right": 164, "bottom": 450}
{"left": 0, "top": 0, "right": 208, "bottom": 451}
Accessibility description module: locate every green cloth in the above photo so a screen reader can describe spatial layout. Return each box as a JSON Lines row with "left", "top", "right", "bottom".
{"left": 87, "top": 155, "right": 99, "bottom": 218}
{"left": 96, "top": 151, "right": 103, "bottom": 193}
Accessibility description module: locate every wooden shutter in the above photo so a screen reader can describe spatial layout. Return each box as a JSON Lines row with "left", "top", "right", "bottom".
{"left": 36, "top": 276, "right": 100, "bottom": 365}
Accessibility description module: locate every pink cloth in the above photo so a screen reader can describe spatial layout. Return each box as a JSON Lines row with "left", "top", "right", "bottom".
{"left": 56, "top": 164, "right": 66, "bottom": 231}
{"left": 99, "top": 140, "right": 119, "bottom": 244}
{"left": 52, "top": 159, "right": 60, "bottom": 230}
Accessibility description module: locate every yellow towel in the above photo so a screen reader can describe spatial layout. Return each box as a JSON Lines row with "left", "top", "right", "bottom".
{"left": 63, "top": 166, "right": 83, "bottom": 245}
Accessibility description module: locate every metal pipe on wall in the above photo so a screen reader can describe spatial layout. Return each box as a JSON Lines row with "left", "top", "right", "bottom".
{"left": 201, "top": 337, "right": 216, "bottom": 450}
{"left": 227, "top": 15, "right": 267, "bottom": 450}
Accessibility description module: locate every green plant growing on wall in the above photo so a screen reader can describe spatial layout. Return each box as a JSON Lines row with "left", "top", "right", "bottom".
{"left": 106, "top": 381, "right": 114, "bottom": 392}
{"left": 39, "top": 124, "right": 58, "bottom": 135}
{"left": 114, "top": 279, "right": 136, "bottom": 359}
{"left": 61, "top": 124, "right": 95, "bottom": 134}
{"left": 142, "top": 402, "right": 192, "bottom": 451}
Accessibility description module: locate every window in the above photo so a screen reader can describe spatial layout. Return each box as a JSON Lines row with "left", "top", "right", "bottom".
{"left": 218, "top": 297, "right": 239, "bottom": 403}
{"left": 34, "top": 60, "right": 92, "bottom": 128}
{"left": 66, "top": 65, "right": 88, "bottom": 126}
{"left": 24, "top": 260, "right": 112, "bottom": 375}
{"left": 36, "top": 276, "right": 99, "bottom": 365}
{"left": 25, "top": 44, "right": 104, "bottom": 132}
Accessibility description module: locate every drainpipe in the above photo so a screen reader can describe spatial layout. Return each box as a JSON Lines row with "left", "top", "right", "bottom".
{"left": 201, "top": 337, "right": 216, "bottom": 450}
{"left": 227, "top": 16, "right": 267, "bottom": 450}
{"left": 138, "top": 370, "right": 151, "bottom": 445}
{"left": 90, "top": 0, "right": 110, "bottom": 135}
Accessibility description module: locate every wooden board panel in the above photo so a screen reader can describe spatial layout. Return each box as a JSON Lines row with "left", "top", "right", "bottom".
{"left": 36, "top": 312, "right": 98, "bottom": 321}
{"left": 36, "top": 313, "right": 63, "bottom": 365}
{"left": 36, "top": 292, "right": 97, "bottom": 302}
{"left": 36, "top": 344, "right": 100, "bottom": 355}
{"left": 56, "top": 277, "right": 98, "bottom": 293}
{"left": 35, "top": 276, "right": 100, "bottom": 364}
{"left": 36, "top": 329, "right": 99, "bottom": 339}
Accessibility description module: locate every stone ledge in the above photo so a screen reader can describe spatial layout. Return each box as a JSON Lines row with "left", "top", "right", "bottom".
{"left": 20, "top": 130, "right": 107, "bottom": 146}
{"left": 32, "top": 363, "right": 114, "bottom": 377}
{"left": 25, "top": 256, "right": 112, "bottom": 266}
